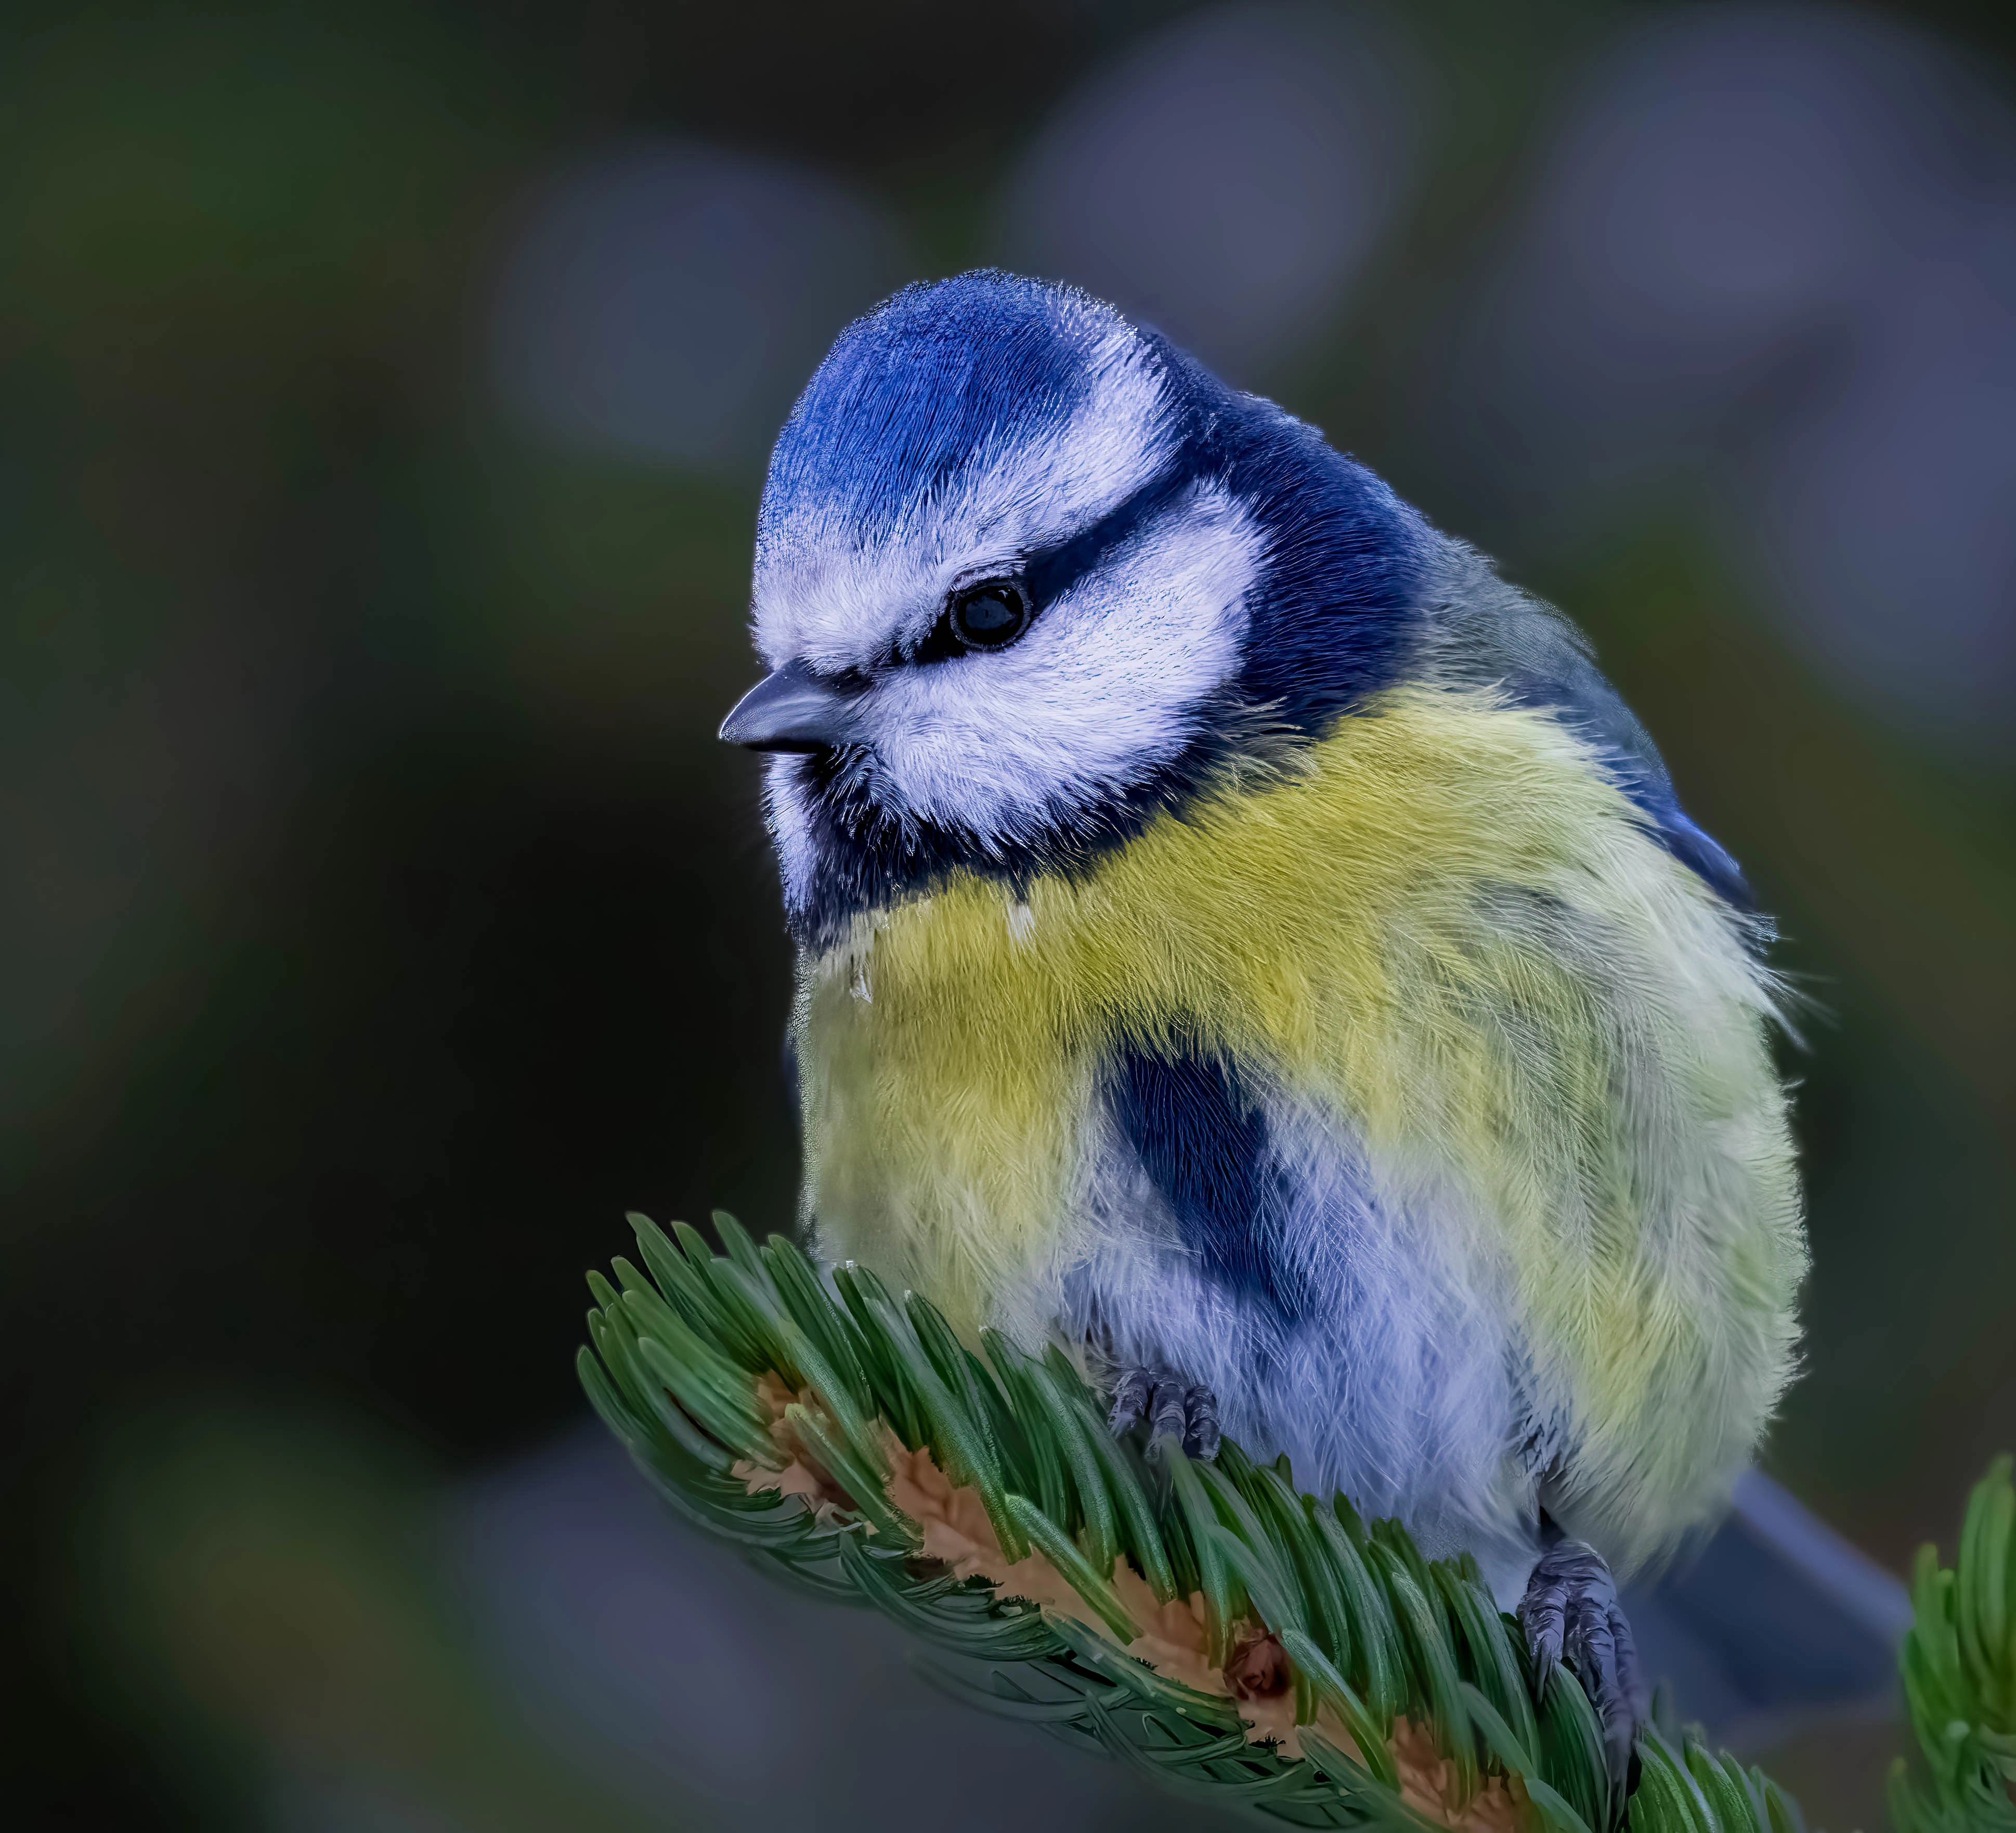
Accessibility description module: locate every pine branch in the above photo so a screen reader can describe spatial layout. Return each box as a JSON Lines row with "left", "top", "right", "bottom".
{"left": 579, "top": 1211, "right": 1808, "bottom": 1833}
{"left": 1891, "top": 1458, "right": 2016, "bottom": 1833}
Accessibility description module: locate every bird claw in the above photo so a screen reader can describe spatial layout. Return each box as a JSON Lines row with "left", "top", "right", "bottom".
{"left": 1519, "top": 1538, "right": 1644, "bottom": 1806}
{"left": 1107, "top": 1366, "right": 1219, "bottom": 1461}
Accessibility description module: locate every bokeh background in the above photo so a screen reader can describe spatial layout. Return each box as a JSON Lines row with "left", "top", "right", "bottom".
{"left": 4, "top": 1, "right": 2011, "bottom": 1827}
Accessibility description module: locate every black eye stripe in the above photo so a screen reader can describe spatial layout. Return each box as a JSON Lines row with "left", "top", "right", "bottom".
{"left": 1021, "top": 461, "right": 1194, "bottom": 607}
{"left": 903, "top": 460, "right": 1196, "bottom": 668}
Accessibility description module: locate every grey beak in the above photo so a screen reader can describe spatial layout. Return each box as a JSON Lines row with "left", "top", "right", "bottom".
{"left": 719, "top": 659, "right": 859, "bottom": 752}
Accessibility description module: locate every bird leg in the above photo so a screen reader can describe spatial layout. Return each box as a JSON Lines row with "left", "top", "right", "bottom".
{"left": 1519, "top": 1536, "right": 1644, "bottom": 1801}
{"left": 1107, "top": 1366, "right": 1220, "bottom": 1461}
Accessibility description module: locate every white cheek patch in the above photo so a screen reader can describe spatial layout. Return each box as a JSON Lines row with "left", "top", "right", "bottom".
{"left": 753, "top": 323, "right": 1176, "bottom": 673}
{"left": 850, "top": 479, "right": 1263, "bottom": 843}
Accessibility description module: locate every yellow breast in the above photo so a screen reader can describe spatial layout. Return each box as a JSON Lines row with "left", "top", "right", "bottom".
{"left": 794, "top": 682, "right": 1786, "bottom": 1409}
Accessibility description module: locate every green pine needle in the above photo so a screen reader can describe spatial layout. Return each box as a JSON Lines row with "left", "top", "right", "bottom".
{"left": 1891, "top": 1457, "right": 2016, "bottom": 1833}
{"left": 572, "top": 1211, "right": 1980, "bottom": 1833}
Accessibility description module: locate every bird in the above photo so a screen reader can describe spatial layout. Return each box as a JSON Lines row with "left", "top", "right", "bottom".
{"left": 719, "top": 270, "right": 1807, "bottom": 1780}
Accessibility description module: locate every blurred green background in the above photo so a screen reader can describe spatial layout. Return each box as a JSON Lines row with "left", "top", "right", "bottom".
{"left": 3, "top": 2, "right": 2011, "bottom": 1827}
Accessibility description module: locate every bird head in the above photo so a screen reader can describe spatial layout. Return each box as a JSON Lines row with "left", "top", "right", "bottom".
{"left": 724, "top": 270, "right": 1435, "bottom": 945}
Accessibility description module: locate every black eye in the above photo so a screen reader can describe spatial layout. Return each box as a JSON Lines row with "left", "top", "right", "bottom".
{"left": 947, "top": 579, "right": 1032, "bottom": 651}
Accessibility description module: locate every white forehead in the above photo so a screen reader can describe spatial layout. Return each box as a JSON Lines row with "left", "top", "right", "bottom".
{"left": 750, "top": 326, "right": 1175, "bottom": 671}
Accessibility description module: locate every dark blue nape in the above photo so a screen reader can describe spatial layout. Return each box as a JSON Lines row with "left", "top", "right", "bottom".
{"left": 1112, "top": 1044, "right": 1304, "bottom": 1321}
{"left": 1142, "top": 332, "right": 1430, "bottom": 749}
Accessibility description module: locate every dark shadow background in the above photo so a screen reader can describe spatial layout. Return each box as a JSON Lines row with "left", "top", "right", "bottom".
{"left": 3, "top": 3, "right": 2011, "bottom": 1827}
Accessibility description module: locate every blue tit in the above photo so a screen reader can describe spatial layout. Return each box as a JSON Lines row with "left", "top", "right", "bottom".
{"left": 720, "top": 271, "right": 1806, "bottom": 1763}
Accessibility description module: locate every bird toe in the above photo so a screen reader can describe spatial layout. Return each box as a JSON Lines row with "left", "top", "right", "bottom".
{"left": 1107, "top": 1367, "right": 1221, "bottom": 1463}
{"left": 1519, "top": 1538, "right": 1645, "bottom": 1812}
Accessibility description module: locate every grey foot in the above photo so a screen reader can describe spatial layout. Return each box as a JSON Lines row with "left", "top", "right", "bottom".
{"left": 1519, "top": 1537, "right": 1644, "bottom": 1800}
{"left": 1107, "top": 1367, "right": 1220, "bottom": 1461}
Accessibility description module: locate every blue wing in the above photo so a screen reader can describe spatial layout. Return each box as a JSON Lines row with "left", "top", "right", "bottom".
{"left": 1423, "top": 555, "right": 1757, "bottom": 912}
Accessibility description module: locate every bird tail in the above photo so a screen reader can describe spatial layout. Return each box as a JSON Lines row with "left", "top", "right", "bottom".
{"left": 1621, "top": 1468, "right": 1909, "bottom": 1749}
